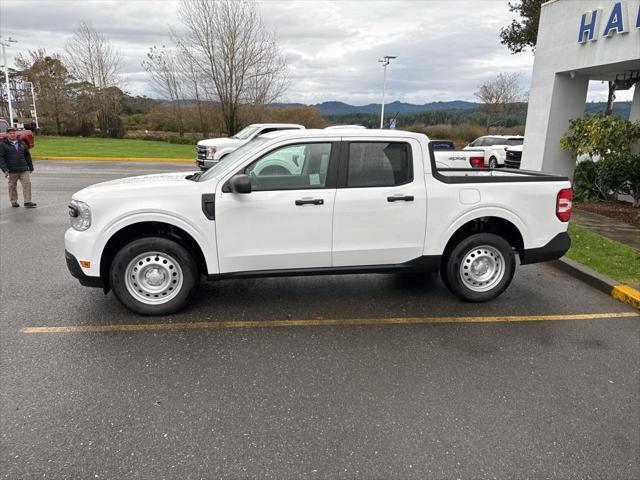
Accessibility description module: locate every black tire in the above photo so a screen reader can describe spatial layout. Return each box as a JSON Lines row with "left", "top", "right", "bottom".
{"left": 488, "top": 157, "right": 498, "bottom": 168}
{"left": 441, "top": 233, "right": 515, "bottom": 302}
{"left": 109, "top": 237, "right": 200, "bottom": 315}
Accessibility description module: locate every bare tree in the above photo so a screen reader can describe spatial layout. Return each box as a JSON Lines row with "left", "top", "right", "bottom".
{"left": 176, "top": 0, "right": 287, "bottom": 135}
{"left": 142, "top": 46, "right": 185, "bottom": 136}
{"left": 475, "top": 72, "right": 524, "bottom": 132}
{"left": 173, "top": 33, "right": 213, "bottom": 137}
{"left": 64, "top": 21, "right": 120, "bottom": 88}
{"left": 604, "top": 81, "right": 616, "bottom": 116}
{"left": 64, "top": 22, "right": 124, "bottom": 137}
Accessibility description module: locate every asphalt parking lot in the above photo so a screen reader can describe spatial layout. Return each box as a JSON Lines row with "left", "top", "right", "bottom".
{"left": 1, "top": 161, "right": 638, "bottom": 479}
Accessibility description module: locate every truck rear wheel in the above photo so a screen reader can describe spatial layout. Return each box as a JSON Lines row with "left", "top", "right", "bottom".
{"left": 109, "top": 237, "right": 200, "bottom": 315}
{"left": 441, "top": 233, "right": 515, "bottom": 302}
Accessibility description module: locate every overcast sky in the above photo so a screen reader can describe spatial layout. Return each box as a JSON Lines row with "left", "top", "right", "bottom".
{"left": 0, "top": 0, "right": 630, "bottom": 104}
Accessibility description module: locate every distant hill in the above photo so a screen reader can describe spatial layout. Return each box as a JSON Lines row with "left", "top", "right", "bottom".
{"left": 168, "top": 98, "right": 631, "bottom": 120}
{"left": 312, "top": 100, "right": 477, "bottom": 116}
{"left": 584, "top": 101, "right": 631, "bottom": 118}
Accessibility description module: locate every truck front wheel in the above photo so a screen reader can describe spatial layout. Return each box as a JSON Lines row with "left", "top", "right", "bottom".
{"left": 109, "top": 237, "right": 200, "bottom": 315}
{"left": 442, "top": 233, "right": 515, "bottom": 302}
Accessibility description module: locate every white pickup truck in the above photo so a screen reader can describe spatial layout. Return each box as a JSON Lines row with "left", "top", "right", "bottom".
{"left": 196, "top": 123, "right": 305, "bottom": 170}
{"left": 66, "top": 129, "right": 572, "bottom": 315}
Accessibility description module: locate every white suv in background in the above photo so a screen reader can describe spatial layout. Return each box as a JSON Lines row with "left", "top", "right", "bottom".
{"left": 463, "top": 135, "right": 524, "bottom": 168}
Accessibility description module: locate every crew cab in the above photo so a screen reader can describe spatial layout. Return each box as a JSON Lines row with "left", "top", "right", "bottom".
{"left": 0, "top": 118, "right": 35, "bottom": 148}
{"left": 464, "top": 135, "right": 524, "bottom": 168}
{"left": 65, "top": 130, "right": 572, "bottom": 315}
{"left": 196, "top": 123, "right": 304, "bottom": 170}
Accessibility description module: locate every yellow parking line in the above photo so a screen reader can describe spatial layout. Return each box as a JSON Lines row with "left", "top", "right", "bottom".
{"left": 21, "top": 311, "right": 638, "bottom": 334}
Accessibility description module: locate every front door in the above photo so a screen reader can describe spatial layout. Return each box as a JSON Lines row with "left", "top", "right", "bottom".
{"left": 332, "top": 139, "right": 427, "bottom": 266}
{"left": 216, "top": 142, "right": 338, "bottom": 273}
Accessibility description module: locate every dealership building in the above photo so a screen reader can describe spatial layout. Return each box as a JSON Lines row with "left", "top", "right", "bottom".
{"left": 522, "top": 0, "right": 640, "bottom": 177}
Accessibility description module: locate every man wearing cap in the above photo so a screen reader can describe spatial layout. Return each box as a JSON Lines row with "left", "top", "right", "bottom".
{"left": 0, "top": 127, "right": 36, "bottom": 208}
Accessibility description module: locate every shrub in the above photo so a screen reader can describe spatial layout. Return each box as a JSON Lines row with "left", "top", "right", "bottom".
{"left": 167, "top": 134, "right": 198, "bottom": 145}
{"left": 560, "top": 114, "right": 640, "bottom": 158}
{"left": 599, "top": 153, "right": 640, "bottom": 208}
{"left": 572, "top": 160, "right": 604, "bottom": 201}
{"left": 562, "top": 114, "right": 640, "bottom": 207}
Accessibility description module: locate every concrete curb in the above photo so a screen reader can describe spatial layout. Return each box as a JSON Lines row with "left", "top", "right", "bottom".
{"left": 551, "top": 257, "right": 640, "bottom": 310}
{"left": 33, "top": 156, "right": 193, "bottom": 163}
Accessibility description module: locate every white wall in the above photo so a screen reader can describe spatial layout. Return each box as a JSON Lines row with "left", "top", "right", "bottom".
{"left": 522, "top": 0, "right": 640, "bottom": 178}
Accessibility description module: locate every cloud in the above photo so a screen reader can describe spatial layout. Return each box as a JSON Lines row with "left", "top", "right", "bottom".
{"left": 0, "top": 0, "right": 632, "bottom": 103}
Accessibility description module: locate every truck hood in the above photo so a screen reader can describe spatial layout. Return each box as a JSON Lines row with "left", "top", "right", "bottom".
{"left": 73, "top": 172, "right": 198, "bottom": 200}
{"left": 197, "top": 137, "right": 244, "bottom": 148}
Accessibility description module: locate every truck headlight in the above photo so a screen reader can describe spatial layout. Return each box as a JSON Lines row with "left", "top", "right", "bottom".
{"left": 69, "top": 200, "right": 92, "bottom": 231}
{"left": 207, "top": 146, "right": 216, "bottom": 159}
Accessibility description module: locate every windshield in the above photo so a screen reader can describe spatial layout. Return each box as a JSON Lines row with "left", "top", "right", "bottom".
{"left": 232, "top": 125, "right": 261, "bottom": 140}
{"left": 199, "top": 137, "right": 271, "bottom": 181}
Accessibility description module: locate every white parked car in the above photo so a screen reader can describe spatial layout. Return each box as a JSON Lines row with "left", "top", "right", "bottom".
{"left": 464, "top": 135, "right": 524, "bottom": 168}
{"left": 196, "top": 123, "right": 305, "bottom": 169}
{"left": 66, "top": 129, "right": 572, "bottom": 315}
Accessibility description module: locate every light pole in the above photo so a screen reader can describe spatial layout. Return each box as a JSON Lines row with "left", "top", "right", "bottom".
{"left": 379, "top": 55, "right": 396, "bottom": 129}
{"left": 27, "top": 81, "right": 39, "bottom": 129}
{"left": 0, "top": 36, "right": 18, "bottom": 127}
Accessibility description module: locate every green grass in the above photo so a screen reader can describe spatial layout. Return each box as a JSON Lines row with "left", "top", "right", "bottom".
{"left": 566, "top": 223, "right": 640, "bottom": 285}
{"left": 33, "top": 136, "right": 194, "bottom": 159}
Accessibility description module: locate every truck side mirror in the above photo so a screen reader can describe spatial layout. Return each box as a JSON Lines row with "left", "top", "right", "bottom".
{"left": 229, "top": 174, "right": 252, "bottom": 194}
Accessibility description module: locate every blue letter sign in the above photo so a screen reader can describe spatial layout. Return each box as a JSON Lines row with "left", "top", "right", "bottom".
{"left": 603, "top": 2, "right": 628, "bottom": 37}
{"left": 578, "top": 9, "right": 600, "bottom": 43}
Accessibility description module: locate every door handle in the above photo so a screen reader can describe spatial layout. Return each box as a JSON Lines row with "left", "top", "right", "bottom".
{"left": 387, "top": 195, "right": 414, "bottom": 202}
{"left": 295, "top": 198, "right": 324, "bottom": 206}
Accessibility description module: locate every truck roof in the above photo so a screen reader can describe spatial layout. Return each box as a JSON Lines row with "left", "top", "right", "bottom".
{"left": 260, "top": 128, "right": 427, "bottom": 141}
{"left": 249, "top": 123, "right": 305, "bottom": 128}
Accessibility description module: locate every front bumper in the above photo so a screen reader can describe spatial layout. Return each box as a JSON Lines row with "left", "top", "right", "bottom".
{"left": 65, "top": 250, "right": 104, "bottom": 288}
{"left": 520, "top": 232, "right": 571, "bottom": 265}
{"left": 196, "top": 158, "right": 219, "bottom": 170}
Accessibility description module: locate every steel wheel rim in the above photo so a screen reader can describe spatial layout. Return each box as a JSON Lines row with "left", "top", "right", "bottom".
{"left": 124, "top": 251, "right": 184, "bottom": 305}
{"left": 459, "top": 245, "right": 505, "bottom": 292}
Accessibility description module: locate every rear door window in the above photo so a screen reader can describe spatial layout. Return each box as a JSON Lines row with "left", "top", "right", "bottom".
{"left": 346, "top": 142, "right": 412, "bottom": 188}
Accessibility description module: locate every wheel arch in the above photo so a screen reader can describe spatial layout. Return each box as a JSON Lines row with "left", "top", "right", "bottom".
{"left": 442, "top": 216, "right": 525, "bottom": 261}
{"left": 100, "top": 221, "right": 208, "bottom": 292}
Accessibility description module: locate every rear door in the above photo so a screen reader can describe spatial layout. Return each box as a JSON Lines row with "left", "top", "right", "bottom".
{"left": 331, "top": 138, "right": 427, "bottom": 267}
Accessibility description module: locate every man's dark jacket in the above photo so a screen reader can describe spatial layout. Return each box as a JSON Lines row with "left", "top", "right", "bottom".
{"left": 0, "top": 138, "right": 33, "bottom": 173}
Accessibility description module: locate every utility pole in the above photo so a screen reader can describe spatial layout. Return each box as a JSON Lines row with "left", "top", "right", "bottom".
{"left": 0, "top": 36, "right": 18, "bottom": 127}
{"left": 379, "top": 55, "right": 396, "bottom": 129}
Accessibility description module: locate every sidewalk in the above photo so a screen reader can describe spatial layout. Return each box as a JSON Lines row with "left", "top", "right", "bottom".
{"left": 571, "top": 209, "right": 640, "bottom": 250}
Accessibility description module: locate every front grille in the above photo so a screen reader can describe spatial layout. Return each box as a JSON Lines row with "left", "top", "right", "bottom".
{"left": 505, "top": 150, "right": 522, "bottom": 169}
{"left": 196, "top": 145, "right": 208, "bottom": 161}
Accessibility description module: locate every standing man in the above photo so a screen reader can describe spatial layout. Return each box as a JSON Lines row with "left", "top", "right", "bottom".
{"left": 0, "top": 127, "right": 36, "bottom": 208}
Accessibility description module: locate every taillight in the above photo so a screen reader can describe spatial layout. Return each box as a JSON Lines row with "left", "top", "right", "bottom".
{"left": 556, "top": 188, "right": 573, "bottom": 222}
{"left": 470, "top": 156, "right": 485, "bottom": 169}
